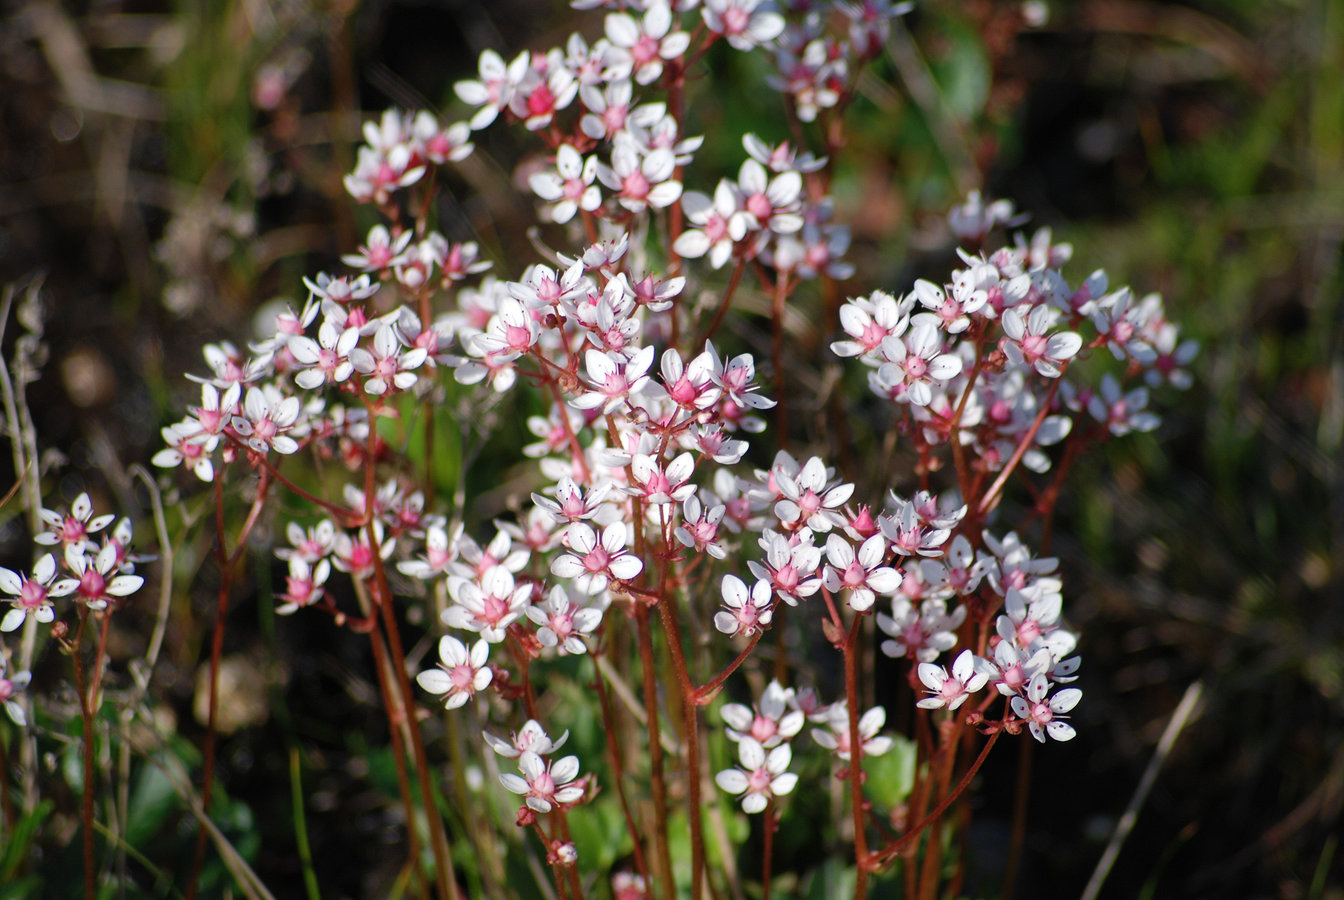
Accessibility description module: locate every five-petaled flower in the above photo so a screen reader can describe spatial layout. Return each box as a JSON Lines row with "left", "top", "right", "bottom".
{"left": 417, "top": 636, "right": 493, "bottom": 710}
{"left": 550, "top": 522, "right": 643, "bottom": 595}
{"left": 65, "top": 542, "right": 144, "bottom": 611}
{"left": 500, "top": 750, "right": 586, "bottom": 813}
{"left": 0, "top": 554, "right": 76, "bottom": 632}
{"left": 715, "top": 736, "right": 797, "bottom": 814}
{"left": 1011, "top": 673, "right": 1082, "bottom": 743}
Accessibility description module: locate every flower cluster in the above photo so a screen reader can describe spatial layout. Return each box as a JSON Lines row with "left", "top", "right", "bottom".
{"left": 143, "top": 0, "right": 1198, "bottom": 892}
{"left": 1, "top": 494, "right": 145, "bottom": 635}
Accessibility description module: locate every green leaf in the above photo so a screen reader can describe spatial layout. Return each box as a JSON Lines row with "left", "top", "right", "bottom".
{"left": 126, "top": 757, "right": 181, "bottom": 846}
{"left": 863, "top": 733, "right": 917, "bottom": 810}
{"left": 0, "top": 801, "right": 53, "bottom": 883}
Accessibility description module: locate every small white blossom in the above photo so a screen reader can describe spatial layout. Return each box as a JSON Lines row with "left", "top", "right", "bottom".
{"left": 1011, "top": 673, "right": 1082, "bottom": 742}
{"left": 417, "top": 636, "right": 493, "bottom": 710}
{"left": 715, "top": 737, "right": 796, "bottom": 814}
{"left": 916, "top": 649, "right": 990, "bottom": 710}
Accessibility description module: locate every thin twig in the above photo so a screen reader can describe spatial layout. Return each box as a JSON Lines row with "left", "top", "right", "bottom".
{"left": 1080, "top": 679, "right": 1204, "bottom": 900}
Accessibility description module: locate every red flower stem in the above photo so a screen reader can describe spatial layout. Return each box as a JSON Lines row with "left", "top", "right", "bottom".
{"left": 366, "top": 524, "right": 460, "bottom": 900}
{"left": 869, "top": 726, "right": 1002, "bottom": 869}
{"left": 362, "top": 605, "right": 428, "bottom": 896}
{"left": 693, "top": 631, "right": 762, "bottom": 703}
{"left": 762, "top": 799, "right": 776, "bottom": 900}
{"left": 188, "top": 471, "right": 269, "bottom": 900}
{"left": 70, "top": 607, "right": 96, "bottom": 900}
{"left": 545, "top": 377, "right": 592, "bottom": 484}
{"left": 635, "top": 602, "right": 676, "bottom": 898}
{"left": 843, "top": 615, "right": 870, "bottom": 898}
{"left": 1001, "top": 737, "right": 1034, "bottom": 900}
{"left": 693, "top": 256, "right": 746, "bottom": 352}
{"left": 592, "top": 641, "right": 651, "bottom": 887}
{"left": 771, "top": 267, "right": 790, "bottom": 451}
{"left": 653, "top": 574, "right": 706, "bottom": 900}
{"left": 948, "top": 352, "right": 986, "bottom": 501}
{"left": 532, "top": 820, "right": 569, "bottom": 900}
{"left": 977, "top": 377, "right": 1063, "bottom": 518}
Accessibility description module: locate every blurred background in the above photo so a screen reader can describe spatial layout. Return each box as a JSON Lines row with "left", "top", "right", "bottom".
{"left": 1, "top": 0, "right": 1340, "bottom": 897}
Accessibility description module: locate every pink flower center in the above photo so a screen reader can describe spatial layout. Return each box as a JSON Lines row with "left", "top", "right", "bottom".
{"left": 550, "top": 612, "right": 574, "bottom": 640}
{"left": 527, "top": 83, "right": 557, "bottom": 118}
{"left": 582, "top": 547, "right": 610, "bottom": 574}
{"left": 449, "top": 663, "right": 477, "bottom": 692}
{"left": 704, "top": 215, "right": 730, "bottom": 244}
{"left": 749, "top": 716, "right": 777, "bottom": 743}
{"left": 797, "top": 490, "right": 822, "bottom": 516}
{"left": 1016, "top": 619, "right": 1042, "bottom": 646}
{"left": 505, "top": 323, "right": 533, "bottom": 352}
{"left": 482, "top": 592, "right": 511, "bottom": 626}
{"left": 19, "top": 580, "right": 48, "bottom": 610}
{"left": 669, "top": 375, "right": 699, "bottom": 406}
{"left": 632, "top": 35, "right": 660, "bottom": 65}
{"left": 746, "top": 192, "right": 772, "bottom": 222}
{"left": 59, "top": 516, "right": 88, "bottom": 543}
{"left": 286, "top": 577, "right": 317, "bottom": 605}
{"left": 1020, "top": 333, "right": 1048, "bottom": 361}
{"left": 80, "top": 569, "right": 107, "bottom": 600}
{"left": 622, "top": 170, "right": 651, "bottom": 201}
{"left": 903, "top": 356, "right": 928, "bottom": 380}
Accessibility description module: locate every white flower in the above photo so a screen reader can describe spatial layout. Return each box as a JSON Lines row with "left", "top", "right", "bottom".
{"left": 34, "top": 492, "right": 116, "bottom": 552}
{"left": 1000, "top": 304, "right": 1082, "bottom": 378}
{"left": 454, "top": 49, "right": 529, "bottom": 130}
{"left": 527, "top": 585, "right": 603, "bottom": 656}
{"left": 64, "top": 541, "right": 144, "bottom": 610}
{"left": 483, "top": 719, "right": 568, "bottom": 759}
{"left": 810, "top": 703, "right": 893, "bottom": 761}
{"left": 947, "top": 189, "right": 1019, "bottom": 242}
{"left": 674, "top": 492, "right": 729, "bottom": 560}
{"left": 1011, "top": 673, "right": 1082, "bottom": 742}
{"left": 875, "top": 319, "right": 964, "bottom": 407}
{"left": 416, "top": 636, "right": 493, "bottom": 710}
{"left": 721, "top": 680, "right": 804, "bottom": 748}
{"left": 550, "top": 522, "right": 643, "bottom": 595}
{"left": 629, "top": 451, "right": 696, "bottom": 505}
{"left": 773, "top": 456, "right": 854, "bottom": 533}
{"left": 715, "top": 737, "right": 796, "bottom": 814}
{"left": 570, "top": 346, "right": 655, "bottom": 415}
{"left": 703, "top": 0, "right": 786, "bottom": 51}
{"left": 674, "top": 182, "right": 748, "bottom": 269}
{"left": 747, "top": 529, "right": 821, "bottom": 605}
{"left": 0, "top": 667, "right": 32, "bottom": 726}
{"left": 349, "top": 323, "right": 428, "bottom": 395}
{"left": 596, "top": 133, "right": 682, "bottom": 214}
{"left": 500, "top": 751, "right": 585, "bottom": 813}
{"left": 397, "top": 523, "right": 459, "bottom": 580}
{"left": 876, "top": 596, "right": 964, "bottom": 662}
{"left": 822, "top": 533, "right": 901, "bottom": 613}
{"left": 232, "top": 385, "right": 303, "bottom": 454}
{"left": 916, "top": 649, "right": 990, "bottom": 710}
{"left": 604, "top": 2, "right": 690, "bottom": 86}
{"left": 713, "top": 575, "right": 774, "bottom": 637}
{"left": 442, "top": 566, "right": 532, "bottom": 643}
{"left": 0, "top": 554, "right": 76, "bottom": 632}
{"left": 276, "top": 557, "right": 330, "bottom": 615}
{"left": 1087, "top": 373, "right": 1159, "bottom": 436}
{"left": 290, "top": 317, "right": 359, "bottom": 390}
{"left": 530, "top": 145, "right": 602, "bottom": 224}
